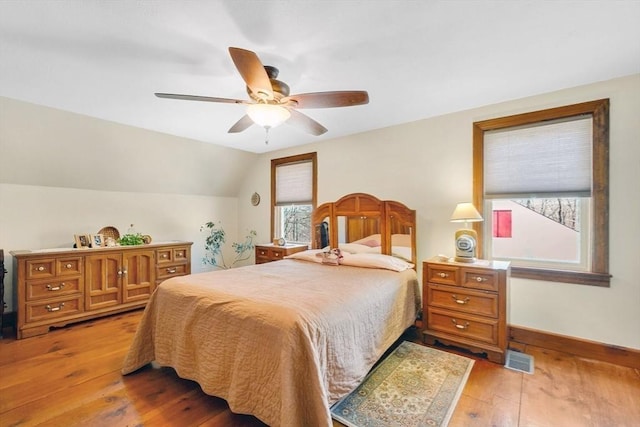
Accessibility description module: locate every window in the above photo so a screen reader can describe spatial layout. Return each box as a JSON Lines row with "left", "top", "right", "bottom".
{"left": 473, "top": 99, "right": 610, "bottom": 286}
{"left": 271, "top": 152, "right": 317, "bottom": 244}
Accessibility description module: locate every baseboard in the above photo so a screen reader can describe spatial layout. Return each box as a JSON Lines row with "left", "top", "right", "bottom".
{"left": 509, "top": 325, "right": 640, "bottom": 370}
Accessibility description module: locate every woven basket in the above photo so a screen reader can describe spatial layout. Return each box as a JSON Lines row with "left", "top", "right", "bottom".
{"left": 98, "top": 226, "right": 120, "bottom": 241}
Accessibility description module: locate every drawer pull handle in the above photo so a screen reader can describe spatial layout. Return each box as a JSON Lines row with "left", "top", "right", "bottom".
{"left": 167, "top": 268, "right": 177, "bottom": 274}
{"left": 117, "top": 270, "right": 123, "bottom": 276}
{"left": 177, "top": 252, "right": 183, "bottom": 257}
{"left": 46, "top": 303, "right": 65, "bottom": 312}
{"left": 474, "top": 276, "right": 487, "bottom": 283}
{"left": 65, "top": 263, "right": 72, "bottom": 269}
{"left": 451, "top": 319, "right": 470, "bottom": 330}
{"left": 438, "top": 272, "right": 448, "bottom": 278}
{"left": 162, "top": 254, "right": 168, "bottom": 258}
{"left": 37, "top": 266, "right": 46, "bottom": 272}
{"left": 451, "top": 295, "right": 470, "bottom": 305}
{"left": 46, "top": 283, "right": 65, "bottom": 291}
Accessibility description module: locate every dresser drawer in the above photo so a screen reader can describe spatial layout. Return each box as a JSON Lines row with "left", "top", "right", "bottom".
{"left": 26, "top": 296, "right": 83, "bottom": 323}
{"left": 427, "top": 308, "right": 499, "bottom": 345}
{"left": 26, "top": 277, "right": 82, "bottom": 301}
{"left": 461, "top": 267, "right": 499, "bottom": 292}
{"left": 157, "top": 264, "right": 189, "bottom": 280}
{"left": 425, "top": 264, "right": 458, "bottom": 286}
{"left": 427, "top": 284, "right": 498, "bottom": 318}
{"left": 56, "top": 257, "right": 83, "bottom": 276}
{"left": 26, "top": 259, "right": 56, "bottom": 280}
{"left": 157, "top": 247, "right": 190, "bottom": 265}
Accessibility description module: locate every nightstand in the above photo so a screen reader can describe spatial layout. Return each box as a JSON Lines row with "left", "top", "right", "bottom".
{"left": 255, "top": 244, "right": 308, "bottom": 264}
{"left": 422, "top": 257, "right": 510, "bottom": 363}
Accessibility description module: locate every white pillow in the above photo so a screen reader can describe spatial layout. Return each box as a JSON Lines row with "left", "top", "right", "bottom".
{"left": 391, "top": 246, "right": 412, "bottom": 262}
{"left": 340, "top": 253, "right": 414, "bottom": 272}
{"left": 338, "top": 242, "right": 381, "bottom": 254}
{"left": 284, "top": 249, "right": 324, "bottom": 263}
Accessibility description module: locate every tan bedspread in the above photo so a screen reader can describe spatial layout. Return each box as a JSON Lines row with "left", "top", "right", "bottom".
{"left": 122, "top": 259, "right": 419, "bottom": 427}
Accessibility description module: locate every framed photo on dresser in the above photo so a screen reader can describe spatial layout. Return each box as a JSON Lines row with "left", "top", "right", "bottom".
{"left": 74, "top": 234, "right": 91, "bottom": 249}
{"left": 90, "top": 234, "right": 104, "bottom": 248}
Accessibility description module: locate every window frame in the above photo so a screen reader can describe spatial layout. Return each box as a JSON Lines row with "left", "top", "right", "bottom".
{"left": 472, "top": 99, "right": 610, "bottom": 287}
{"left": 270, "top": 152, "right": 317, "bottom": 243}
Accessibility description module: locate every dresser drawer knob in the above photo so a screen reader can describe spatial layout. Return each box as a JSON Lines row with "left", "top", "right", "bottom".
{"left": 167, "top": 268, "right": 177, "bottom": 274}
{"left": 45, "top": 303, "right": 65, "bottom": 312}
{"left": 451, "top": 319, "right": 470, "bottom": 330}
{"left": 438, "top": 272, "right": 448, "bottom": 278}
{"left": 46, "top": 283, "right": 65, "bottom": 291}
{"left": 37, "top": 266, "right": 46, "bottom": 272}
{"left": 474, "top": 276, "right": 487, "bottom": 283}
{"left": 65, "top": 263, "right": 72, "bottom": 269}
{"left": 451, "top": 295, "right": 470, "bottom": 305}
{"left": 162, "top": 254, "right": 168, "bottom": 258}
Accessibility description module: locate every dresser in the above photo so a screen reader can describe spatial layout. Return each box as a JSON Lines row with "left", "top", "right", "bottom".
{"left": 422, "top": 257, "right": 510, "bottom": 363}
{"left": 11, "top": 241, "right": 192, "bottom": 339}
{"left": 255, "top": 243, "right": 308, "bottom": 264}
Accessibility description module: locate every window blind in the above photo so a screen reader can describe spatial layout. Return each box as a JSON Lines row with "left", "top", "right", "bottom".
{"left": 484, "top": 116, "right": 592, "bottom": 198}
{"left": 275, "top": 160, "right": 313, "bottom": 205}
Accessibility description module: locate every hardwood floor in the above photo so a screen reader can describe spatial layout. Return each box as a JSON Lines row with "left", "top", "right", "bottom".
{"left": 1, "top": 310, "right": 638, "bottom": 427}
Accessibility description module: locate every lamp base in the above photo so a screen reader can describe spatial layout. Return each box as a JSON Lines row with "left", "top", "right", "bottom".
{"left": 454, "top": 228, "right": 478, "bottom": 263}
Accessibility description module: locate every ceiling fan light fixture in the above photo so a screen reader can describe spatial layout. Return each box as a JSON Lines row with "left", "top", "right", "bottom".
{"left": 246, "top": 103, "right": 291, "bottom": 128}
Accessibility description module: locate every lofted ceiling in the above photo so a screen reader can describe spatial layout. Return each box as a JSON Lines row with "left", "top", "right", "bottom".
{"left": 1, "top": 1, "right": 639, "bottom": 154}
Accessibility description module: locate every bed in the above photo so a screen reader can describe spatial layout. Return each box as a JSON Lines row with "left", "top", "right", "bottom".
{"left": 122, "top": 193, "right": 419, "bottom": 427}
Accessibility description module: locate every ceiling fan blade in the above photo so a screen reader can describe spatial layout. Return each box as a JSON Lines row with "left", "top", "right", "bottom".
{"left": 228, "top": 47, "right": 274, "bottom": 101}
{"left": 155, "top": 93, "right": 247, "bottom": 104}
{"left": 286, "top": 109, "right": 328, "bottom": 136}
{"left": 282, "top": 91, "right": 369, "bottom": 109}
{"left": 228, "top": 115, "right": 254, "bottom": 133}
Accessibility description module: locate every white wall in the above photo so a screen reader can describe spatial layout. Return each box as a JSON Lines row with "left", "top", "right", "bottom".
{"left": 237, "top": 74, "right": 640, "bottom": 350}
{"left": 0, "top": 184, "right": 240, "bottom": 311}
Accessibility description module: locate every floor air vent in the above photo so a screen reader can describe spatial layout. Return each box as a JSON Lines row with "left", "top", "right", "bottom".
{"left": 505, "top": 350, "right": 534, "bottom": 374}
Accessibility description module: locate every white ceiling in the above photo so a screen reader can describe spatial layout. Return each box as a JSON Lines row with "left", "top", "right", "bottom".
{"left": 1, "top": 1, "right": 639, "bottom": 154}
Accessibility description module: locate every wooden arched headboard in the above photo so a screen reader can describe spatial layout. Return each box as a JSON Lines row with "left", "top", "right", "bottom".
{"left": 311, "top": 193, "right": 416, "bottom": 266}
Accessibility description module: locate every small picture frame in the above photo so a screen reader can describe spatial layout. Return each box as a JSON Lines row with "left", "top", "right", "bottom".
{"left": 90, "top": 234, "right": 104, "bottom": 248}
{"left": 74, "top": 234, "right": 91, "bottom": 249}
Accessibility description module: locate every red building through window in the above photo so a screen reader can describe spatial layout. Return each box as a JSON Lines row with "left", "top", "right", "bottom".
{"left": 493, "top": 210, "right": 512, "bottom": 238}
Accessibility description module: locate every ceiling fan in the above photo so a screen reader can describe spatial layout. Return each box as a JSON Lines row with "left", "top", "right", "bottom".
{"left": 155, "top": 47, "right": 369, "bottom": 142}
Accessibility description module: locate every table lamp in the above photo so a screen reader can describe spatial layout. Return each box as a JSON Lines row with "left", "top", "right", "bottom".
{"left": 450, "top": 202, "right": 483, "bottom": 263}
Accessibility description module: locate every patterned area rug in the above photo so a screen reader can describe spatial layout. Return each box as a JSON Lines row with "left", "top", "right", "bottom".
{"left": 331, "top": 341, "right": 474, "bottom": 427}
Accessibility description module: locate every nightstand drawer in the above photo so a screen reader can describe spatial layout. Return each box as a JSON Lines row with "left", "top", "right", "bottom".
{"left": 427, "top": 284, "right": 498, "bottom": 318}
{"left": 427, "top": 308, "right": 499, "bottom": 345}
{"left": 426, "top": 264, "right": 458, "bottom": 286}
{"left": 461, "top": 267, "right": 499, "bottom": 292}
{"left": 255, "top": 244, "right": 308, "bottom": 264}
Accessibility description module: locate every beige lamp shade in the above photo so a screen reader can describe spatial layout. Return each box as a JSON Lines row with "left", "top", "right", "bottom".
{"left": 450, "top": 202, "right": 483, "bottom": 223}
